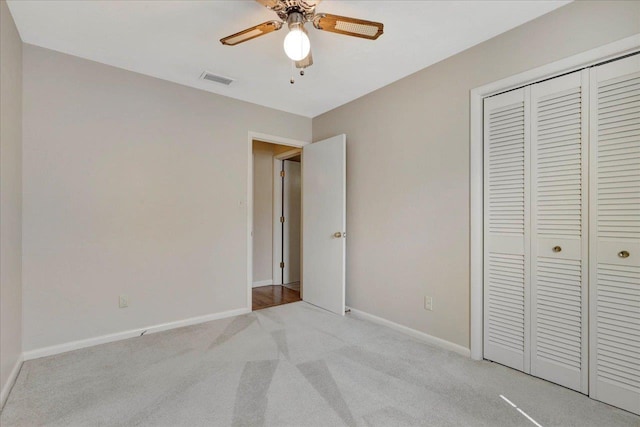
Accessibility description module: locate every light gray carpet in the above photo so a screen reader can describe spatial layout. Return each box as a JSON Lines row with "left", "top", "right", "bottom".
{"left": 1, "top": 302, "right": 638, "bottom": 426}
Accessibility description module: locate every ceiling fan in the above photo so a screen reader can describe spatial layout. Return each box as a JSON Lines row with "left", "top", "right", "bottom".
{"left": 220, "top": 0, "right": 384, "bottom": 80}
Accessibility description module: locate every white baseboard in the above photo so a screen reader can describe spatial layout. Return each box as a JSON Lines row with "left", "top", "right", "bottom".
{"left": 0, "top": 354, "right": 23, "bottom": 410}
{"left": 347, "top": 307, "right": 471, "bottom": 358}
{"left": 23, "top": 307, "right": 250, "bottom": 361}
{"left": 252, "top": 279, "right": 273, "bottom": 288}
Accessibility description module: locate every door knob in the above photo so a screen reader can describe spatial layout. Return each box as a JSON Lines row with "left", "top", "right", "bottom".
{"left": 552, "top": 246, "right": 562, "bottom": 253}
{"left": 334, "top": 232, "right": 342, "bottom": 238}
{"left": 618, "top": 250, "right": 630, "bottom": 259}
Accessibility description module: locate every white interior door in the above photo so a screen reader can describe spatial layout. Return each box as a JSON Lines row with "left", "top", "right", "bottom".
{"left": 589, "top": 54, "right": 640, "bottom": 415}
{"left": 283, "top": 160, "right": 301, "bottom": 284}
{"left": 483, "top": 88, "right": 531, "bottom": 373}
{"left": 302, "top": 134, "right": 346, "bottom": 315}
{"left": 530, "top": 70, "right": 588, "bottom": 393}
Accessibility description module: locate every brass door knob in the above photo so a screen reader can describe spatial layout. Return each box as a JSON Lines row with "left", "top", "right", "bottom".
{"left": 618, "top": 250, "right": 630, "bottom": 259}
{"left": 334, "top": 232, "right": 343, "bottom": 238}
{"left": 553, "top": 246, "right": 562, "bottom": 253}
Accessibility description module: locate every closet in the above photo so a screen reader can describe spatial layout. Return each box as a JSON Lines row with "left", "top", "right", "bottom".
{"left": 483, "top": 54, "right": 639, "bottom": 415}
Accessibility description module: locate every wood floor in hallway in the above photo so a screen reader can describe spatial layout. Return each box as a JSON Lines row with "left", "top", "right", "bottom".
{"left": 252, "top": 284, "right": 301, "bottom": 311}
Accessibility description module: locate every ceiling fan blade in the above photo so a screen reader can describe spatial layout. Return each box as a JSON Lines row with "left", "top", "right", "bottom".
{"left": 295, "top": 50, "right": 313, "bottom": 69}
{"left": 220, "top": 21, "right": 283, "bottom": 46}
{"left": 255, "top": 0, "right": 279, "bottom": 7}
{"left": 313, "top": 13, "right": 383, "bottom": 40}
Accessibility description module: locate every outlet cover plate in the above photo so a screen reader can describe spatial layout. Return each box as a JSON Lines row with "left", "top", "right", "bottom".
{"left": 119, "top": 295, "right": 129, "bottom": 308}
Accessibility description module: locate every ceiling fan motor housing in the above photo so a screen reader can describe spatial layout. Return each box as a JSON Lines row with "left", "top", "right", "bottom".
{"left": 287, "top": 12, "right": 305, "bottom": 30}
{"left": 265, "top": 0, "right": 321, "bottom": 22}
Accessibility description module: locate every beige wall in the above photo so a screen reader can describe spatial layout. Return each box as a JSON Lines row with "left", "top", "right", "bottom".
{"left": 0, "top": 0, "right": 23, "bottom": 407}
{"left": 22, "top": 45, "right": 311, "bottom": 352}
{"left": 313, "top": 1, "right": 640, "bottom": 349}
{"left": 252, "top": 141, "right": 276, "bottom": 285}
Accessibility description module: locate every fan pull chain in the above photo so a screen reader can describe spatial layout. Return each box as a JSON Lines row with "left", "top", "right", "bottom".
{"left": 290, "top": 60, "right": 295, "bottom": 84}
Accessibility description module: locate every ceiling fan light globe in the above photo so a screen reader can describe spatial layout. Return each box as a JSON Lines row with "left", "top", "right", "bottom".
{"left": 283, "top": 28, "right": 310, "bottom": 61}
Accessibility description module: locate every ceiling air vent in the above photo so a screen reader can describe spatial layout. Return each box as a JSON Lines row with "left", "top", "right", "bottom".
{"left": 200, "top": 71, "right": 234, "bottom": 86}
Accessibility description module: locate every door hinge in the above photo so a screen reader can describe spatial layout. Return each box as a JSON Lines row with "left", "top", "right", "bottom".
{"left": 280, "top": 216, "right": 285, "bottom": 223}
{"left": 280, "top": 170, "right": 285, "bottom": 177}
{"left": 280, "top": 262, "right": 285, "bottom": 269}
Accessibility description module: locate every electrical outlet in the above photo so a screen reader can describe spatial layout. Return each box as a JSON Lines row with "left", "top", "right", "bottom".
{"left": 424, "top": 296, "right": 433, "bottom": 311}
{"left": 119, "top": 295, "right": 129, "bottom": 308}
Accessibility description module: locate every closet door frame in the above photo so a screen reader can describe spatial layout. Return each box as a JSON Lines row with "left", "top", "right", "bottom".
{"left": 470, "top": 34, "right": 640, "bottom": 361}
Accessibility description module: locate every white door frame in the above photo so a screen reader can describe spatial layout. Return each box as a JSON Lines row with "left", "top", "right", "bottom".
{"left": 469, "top": 35, "right": 640, "bottom": 360}
{"left": 272, "top": 149, "right": 302, "bottom": 287}
{"left": 247, "top": 132, "right": 308, "bottom": 310}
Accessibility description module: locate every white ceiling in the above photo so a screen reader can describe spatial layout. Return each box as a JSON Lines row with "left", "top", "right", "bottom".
{"left": 7, "top": 1, "right": 570, "bottom": 118}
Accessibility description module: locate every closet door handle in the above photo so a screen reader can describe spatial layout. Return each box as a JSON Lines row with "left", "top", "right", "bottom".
{"left": 618, "top": 250, "right": 630, "bottom": 259}
{"left": 552, "top": 246, "right": 562, "bottom": 253}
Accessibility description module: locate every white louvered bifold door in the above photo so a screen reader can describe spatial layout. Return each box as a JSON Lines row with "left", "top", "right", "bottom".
{"left": 531, "top": 70, "right": 589, "bottom": 393}
{"left": 483, "top": 88, "right": 531, "bottom": 373}
{"left": 589, "top": 54, "right": 640, "bottom": 416}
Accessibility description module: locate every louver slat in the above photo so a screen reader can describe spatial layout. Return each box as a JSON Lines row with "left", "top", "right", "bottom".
{"left": 536, "top": 258, "right": 583, "bottom": 370}
{"left": 487, "top": 103, "right": 525, "bottom": 235}
{"left": 536, "top": 86, "right": 583, "bottom": 239}
{"left": 487, "top": 254, "right": 525, "bottom": 353}
{"left": 597, "top": 73, "right": 640, "bottom": 240}
{"left": 597, "top": 264, "right": 640, "bottom": 392}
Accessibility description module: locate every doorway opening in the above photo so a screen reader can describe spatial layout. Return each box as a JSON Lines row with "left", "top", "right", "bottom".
{"left": 251, "top": 139, "right": 302, "bottom": 311}
{"left": 247, "top": 132, "right": 346, "bottom": 316}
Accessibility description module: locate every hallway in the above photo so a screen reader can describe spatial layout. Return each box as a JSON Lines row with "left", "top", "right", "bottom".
{"left": 252, "top": 284, "right": 301, "bottom": 311}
